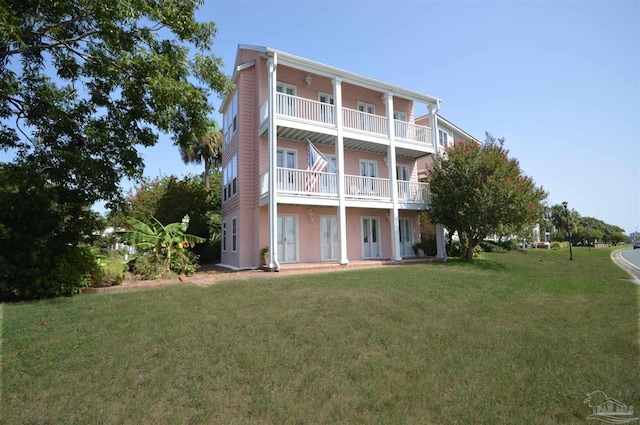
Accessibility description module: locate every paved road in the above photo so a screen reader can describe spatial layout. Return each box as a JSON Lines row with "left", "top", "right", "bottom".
{"left": 612, "top": 248, "right": 640, "bottom": 283}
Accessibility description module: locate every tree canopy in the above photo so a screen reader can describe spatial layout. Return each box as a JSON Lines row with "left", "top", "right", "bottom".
{"left": 427, "top": 134, "right": 547, "bottom": 262}
{"left": 0, "top": 0, "right": 231, "bottom": 299}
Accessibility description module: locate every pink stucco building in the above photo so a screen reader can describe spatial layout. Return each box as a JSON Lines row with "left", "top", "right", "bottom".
{"left": 219, "top": 45, "right": 451, "bottom": 270}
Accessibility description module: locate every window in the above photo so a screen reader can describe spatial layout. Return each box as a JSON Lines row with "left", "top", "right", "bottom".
{"left": 223, "top": 154, "right": 238, "bottom": 202}
{"left": 231, "top": 218, "right": 237, "bottom": 252}
{"left": 357, "top": 102, "right": 376, "bottom": 132}
{"left": 222, "top": 222, "right": 227, "bottom": 252}
{"left": 223, "top": 90, "right": 238, "bottom": 146}
{"left": 438, "top": 129, "right": 449, "bottom": 147}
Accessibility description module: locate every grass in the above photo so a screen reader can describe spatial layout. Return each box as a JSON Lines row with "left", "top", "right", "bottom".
{"left": 1, "top": 247, "right": 638, "bottom": 424}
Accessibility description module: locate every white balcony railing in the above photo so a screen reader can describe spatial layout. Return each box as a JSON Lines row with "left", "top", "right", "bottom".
{"left": 397, "top": 181, "right": 431, "bottom": 204}
{"left": 276, "top": 93, "right": 335, "bottom": 125}
{"left": 262, "top": 93, "right": 432, "bottom": 146}
{"left": 344, "top": 175, "right": 390, "bottom": 199}
{"left": 261, "top": 168, "right": 430, "bottom": 207}
{"left": 276, "top": 167, "right": 338, "bottom": 196}
{"left": 342, "top": 108, "right": 388, "bottom": 136}
{"left": 395, "top": 120, "right": 432, "bottom": 146}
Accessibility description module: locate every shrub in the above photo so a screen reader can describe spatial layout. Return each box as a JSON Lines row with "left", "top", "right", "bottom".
{"left": 479, "top": 241, "right": 507, "bottom": 253}
{"left": 551, "top": 241, "right": 569, "bottom": 250}
{"left": 413, "top": 239, "right": 437, "bottom": 257}
{"left": 93, "top": 258, "right": 126, "bottom": 287}
{"left": 447, "top": 241, "right": 461, "bottom": 257}
{"left": 170, "top": 251, "right": 200, "bottom": 276}
{"left": 29, "top": 246, "right": 96, "bottom": 299}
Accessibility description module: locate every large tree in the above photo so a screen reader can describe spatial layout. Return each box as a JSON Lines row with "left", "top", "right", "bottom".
{"left": 179, "top": 119, "right": 222, "bottom": 191}
{"left": 427, "top": 134, "right": 547, "bottom": 262}
{"left": 0, "top": 0, "right": 231, "bottom": 299}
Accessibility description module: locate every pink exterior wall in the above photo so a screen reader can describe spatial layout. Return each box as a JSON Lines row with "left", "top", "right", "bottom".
{"left": 220, "top": 48, "right": 428, "bottom": 268}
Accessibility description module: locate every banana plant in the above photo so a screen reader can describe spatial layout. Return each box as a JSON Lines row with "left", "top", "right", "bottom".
{"left": 116, "top": 215, "right": 205, "bottom": 274}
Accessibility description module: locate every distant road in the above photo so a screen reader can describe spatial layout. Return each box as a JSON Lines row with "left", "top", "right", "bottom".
{"left": 614, "top": 248, "right": 640, "bottom": 283}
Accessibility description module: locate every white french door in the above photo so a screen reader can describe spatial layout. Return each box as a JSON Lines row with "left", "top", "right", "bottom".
{"left": 277, "top": 148, "right": 297, "bottom": 191}
{"left": 318, "top": 92, "right": 334, "bottom": 124}
{"left": 321, "top": 215, "right": 339, "bottom": 261}
{"left": 394, "top": 111, "right": 408, "bottom": 139}
{"left": 357, "top": 101, "right": 375, "bottom": 132}
{"left": 276, "top": 82, "right": 297, "bottom": 116}
{"left": 362, "top": 217, "right": 380, "bottom": 259}
{"left": 398, "top": 218, "right": 414, "bottom": 257}
{"left": 396, "top": 164, "right": 410, "bottom": 200}
{"left": 277, "top": 215, "right": 298, "bottom": 263}
{"left": 360, "top": 159, "right": 378, "bottom": 195}
{"left": 320, "top": 155, "right": 337, "bottom": 194}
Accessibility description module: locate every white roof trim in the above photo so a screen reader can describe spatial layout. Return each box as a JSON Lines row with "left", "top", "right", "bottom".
{"left": 236, "top": 44, "right": 441, "bottom": 105}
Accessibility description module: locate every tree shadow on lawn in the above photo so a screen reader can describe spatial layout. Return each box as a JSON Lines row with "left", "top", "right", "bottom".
{"left": 442, "top": 257, "right": 506, "bottom": 272}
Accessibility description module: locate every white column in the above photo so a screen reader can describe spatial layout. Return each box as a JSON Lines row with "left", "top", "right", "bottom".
{"left": 386, "top": 92, "right": 401, "bottom": 262}
{"left": 267, "top": 53, "right": 280, "bottom": 270}
{"left": 429, "top": 103, "right": 447, "bottom": 261}
{"left": 334, "top": 78, "right": 348, "bottom": 265}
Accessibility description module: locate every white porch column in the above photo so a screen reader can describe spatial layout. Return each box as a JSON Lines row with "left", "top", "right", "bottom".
{"left": 386, "top": 92, "right": 401, "bottom": 262}
{"left": 334, "top": 78, "right": 348, "bottom": 265}
{"left": 267, "top": 53, "right": 280, "bottom": 270}
{"left": 429, "top": 103, "right": 447, "bottom": 261}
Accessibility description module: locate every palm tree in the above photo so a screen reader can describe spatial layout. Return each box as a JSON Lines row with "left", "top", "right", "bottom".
{"left": 180, "top": 119, "right": 222, "bottom": 192}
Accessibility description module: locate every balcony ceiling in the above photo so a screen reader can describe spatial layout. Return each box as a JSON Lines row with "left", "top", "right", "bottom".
{"left": 274, "top": 126, "right": 432, "bottom": 160}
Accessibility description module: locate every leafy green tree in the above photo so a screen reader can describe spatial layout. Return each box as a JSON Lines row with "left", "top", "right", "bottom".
{"left": 427, "top": 134, "right": 547, "bottom": 262}
{"left": 180, "top": 119, "right": 222, "bottom": 191}
{"left": 0, "top": 0, "right": 230, "bottom": 298}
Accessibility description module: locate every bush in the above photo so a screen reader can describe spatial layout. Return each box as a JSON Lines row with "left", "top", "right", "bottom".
{"left": 551, "top": 241, "right": 568, "bottom": 250}
{"left": 413, "top": 239, "right": 437, "bottom": 257}
{"left": 170, "top": 251, "right": 200, "bottom": 276}
{"left": 479, "top": 241, "right": 507, "bottom": 253}
{"left": 28, "top": 246, "right": 96, "bottom": 299}
{"left": 93, "top": 258, "right": 126, "bottom": 287}
{"left": 446, "top": 241, "right": 461, "bottom": 257}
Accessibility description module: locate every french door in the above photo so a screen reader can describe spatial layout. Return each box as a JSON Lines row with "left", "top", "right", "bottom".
{"left": 318, "top": 92, "right": 334, "bottom": 124}
{"left": 277, "top": 148, "right": 297, "bottom": 191}
{"left": 321, "top": 215, "right": 338, "bottom": 261}
{"left": 276, "top": 82, "right": 297, "bottom": 116}
{"left": 396, "top": 164, "right": 410, "bottom": 200}
{"left": 357, "top": 101, "right": 375, "bottom": 132}
{"left": 362, "top": 217, "right": 380, "bottom": 259}
{"left": 277, "top": 215, "right": 298, "bottom": 263}
{"left": 394, "top": 111, "right": 408, "bottom": 139}
{"left": 398, "top": 218, "right": 414, "bottom": 257}
{"left": 360, "top": 159, "right": 378, "bottom": 195}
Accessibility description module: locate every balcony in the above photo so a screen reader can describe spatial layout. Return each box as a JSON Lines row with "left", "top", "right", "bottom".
{"left": 259, "top": 168, "right": 431, "bottom": 209}
{"left": 259, "top": 93, "right": 434, "bottom": 151}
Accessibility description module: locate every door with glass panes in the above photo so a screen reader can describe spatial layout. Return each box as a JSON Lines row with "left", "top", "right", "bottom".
{"left": 398, "top": 218, "right": 414, "bottom": 257}
{"left": 362, "top": 217, "right": 380, "bottom": 259}
{"left": 277, "top": 149, "right": 296, "bottom": 191}
{"left": 277, "top": 215, "right": 298, "bottom": 263}
{"left": 318, "top": 93, "right": 334, "bottom": 124}
{"left": 276, "top": 82, "right": 297, "bottom": 117}
{"left": 321, "top": 216, "right": 338, "bottom": 261}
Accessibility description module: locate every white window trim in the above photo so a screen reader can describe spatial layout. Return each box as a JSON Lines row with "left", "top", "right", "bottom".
{"left": 231, "top": 217, "right": 237, "bottom": 253}
{"left": 438, "top": 128, "right": 449, "bottom": 147}
{"left": 276, "top": 81, "right": 297, "bottom": 95}
{"left": 222, "top": 222, "right": 227, "bottom": 252}
{"left": 357, "top": 101, "right": 376, "bottom": 114}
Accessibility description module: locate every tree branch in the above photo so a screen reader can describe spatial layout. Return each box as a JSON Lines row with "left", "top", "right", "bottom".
{"left": 0, "top": 30, "right": 100, "bottom": 58}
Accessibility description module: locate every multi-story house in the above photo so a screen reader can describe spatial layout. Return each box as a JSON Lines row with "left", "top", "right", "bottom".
{"left": 219, "top": 45, "right": 448, "bottom": 270}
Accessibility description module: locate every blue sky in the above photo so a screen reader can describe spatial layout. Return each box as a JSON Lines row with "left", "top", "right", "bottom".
{"left": 26, "top": 1, "right": 640, "bottom": 233}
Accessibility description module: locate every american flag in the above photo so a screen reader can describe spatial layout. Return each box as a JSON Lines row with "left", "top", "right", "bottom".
{"left": 305, "top": 143, "right": 329, "bottom": 191}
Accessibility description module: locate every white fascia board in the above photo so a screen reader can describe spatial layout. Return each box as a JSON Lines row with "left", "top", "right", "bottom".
{"left": 415, "top": 113, "right": 480, "bottom": 144}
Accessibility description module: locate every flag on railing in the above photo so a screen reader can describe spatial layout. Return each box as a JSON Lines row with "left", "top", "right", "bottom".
{"left": 305, "top": 142, "right": 329, "bottom": 191}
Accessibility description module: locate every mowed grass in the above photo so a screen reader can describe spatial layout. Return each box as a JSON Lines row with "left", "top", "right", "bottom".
{"left": 1, "top": 248, "right": 638, "bottom": 424}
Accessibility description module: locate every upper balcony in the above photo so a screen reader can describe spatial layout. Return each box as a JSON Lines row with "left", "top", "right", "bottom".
{"left": 259, "top": 168, "right": 431, "bottom": 210}
{"left": 259, "top": 93, "right": 435, "bottom": 160}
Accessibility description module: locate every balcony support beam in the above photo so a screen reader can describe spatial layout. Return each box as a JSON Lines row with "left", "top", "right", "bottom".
{"left": 334, "top": 77, "right": 348, "bottom": 265}
{"left": 386, "top": 92, "right": 402, "bottom": 262}
{"left": 267, "top": 53, "right": 280, "bottom": 271}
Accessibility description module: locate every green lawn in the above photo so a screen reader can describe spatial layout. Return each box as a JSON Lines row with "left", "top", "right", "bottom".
{"left": 1, "top": 247, "right": 638, "bottom": 424}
